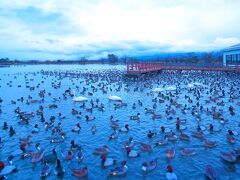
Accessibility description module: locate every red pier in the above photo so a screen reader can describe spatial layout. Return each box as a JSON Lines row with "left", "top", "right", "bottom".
{"left": 127, "top": 62, "right": 240, "bottom": 74}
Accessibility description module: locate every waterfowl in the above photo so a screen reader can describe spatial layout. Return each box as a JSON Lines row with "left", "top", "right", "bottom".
{"left": 32, "top": 124, "right": 39, "bottom": 134}
{"left": 0, "top": 161, "right": 17, "bottom": 176}
{"left": 203, "top": 139, "right": 217, "bottom": 148}
{"left": 192, "top": 131, "right": 204, "bottom": 139}
{"left": 72, "top": 167, "right": 88, "bottom": 178}
{"left": 147, "top": 131, "right": 156, "bottom": 138}
{"left": 119, "top": 124, "right": 129, "bottom": 132}
{"left": 124, "top": 138, "right": 134, "bottom": 149}
{"left": 19, "top": 135, "right": 32, "bottom": 145}
{"left": 2, "top": 122, "right": 8, "bottom": 130}
{"left": 70, "top": 140, "right": 80, "bottom": 150}
{"left": 94, "top": 145, "right": 109, "bottom": 155}
{"left": 152, "top": 113, "right": 161, "bottom": 119}
{"left": 166, "top": 149, "right": 175, "bottom": 158}
{"left": 50, "top": 133, "right": 65, "bottom": 143}
{"left": 180, "top": 148, "right": 196, "bottom": 156}
{"left": 91, "top": 124, "right": 97, "bottom": 134}
{"left": 101, "top": 155, "right": 116, "bottom": 167}
{"left": 144, "top": 108, "right": 154, "bottom": 114}
{"left": 31, "top": 149, "right": 45, "bottom": 163}
{"left": 110, "top": 121, "right": 119, "bottom": 129}
{"left": 155, "top": 138, "right": 168, "bottom": 146}
{"left": 72, "top": 96, "right": 88, "bottom": 102}
{"left": 43, "top": 149, "right": 57, "bottom": 163}
{"left": 166, "top": 165, "right": 177, "bottom": 180}
{"left": 76, "top": 147, "right": 84, "bottom": 161}
{"left": 72, "top": 123, "right": 81, "bottom": 133}
{"left": 126, "top": 147, "right": 140, "bottom": 158}
{"left": 141, "top": 158, "right": 158, "bottom": 173}
{"left": 220, "top": 151, "right": 236, "bottom": 163}
{"left": 165, "top": 132, "right": 178, "bottom": 142}
{"left": 54, "top": 159, "right": 65, "bottom": 177}
{"left": 108, "top": 95, "right": 122, "bottom": 101}
{"left": 205, "top": 165, "right": 218, "bottom": 180}
{"left": 62, "top": 150, "right": 73, "bottom": 161}
{"left": 140, "top": 143, "right": 152, "bottom": 151}
{"left": 40, "top": 161, "right": 51, "bottom": 178}
{"left": 227, "top": 136, "right": 236, "bottom": 144}
{"left": 130, "top": 113, "right": 140, "bottom": 120}
{"left": 110, "top": 161, "right": 128, "bottom": 176}
{"left": 9, "top": 126, "right": 15, "bottom": 136}
{"left": 109, "top": 130, "right": 118, "bottom": 140}
{"left": 179, "top": 132, "right": 190, "bottom": 141}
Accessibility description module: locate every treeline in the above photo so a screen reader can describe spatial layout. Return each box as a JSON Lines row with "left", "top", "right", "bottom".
{"left": 0, "top": 51, "right": 223, "bottom": 65}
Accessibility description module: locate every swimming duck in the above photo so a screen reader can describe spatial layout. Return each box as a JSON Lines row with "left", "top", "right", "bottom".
{"left": 54, "top": 159, "right": 65, "bottom": 177}
{"left": 32, "top": 124, "right": 39, "bottom": 134}
{"left": 76, "top": 147, "right": 84, "bottom": 161}
{"left": 140, "top": 143, "right": 152, "bottom": 151}
{"left": 205, "top": 165, "right": 218, "bottom": 180}
{"left": 19, "top": 135, "right": 32, "bottom": 145}
{"left": 109, "top": 130, "right": 118, "bottom": 140}
{"left": 62, "top": 150, "right": 73, "bottom": 161}
{"left": 110, "top": 161, "right": 128, "bottom": 176}
{"left": 9, "top": 126, "right": 15, "bottom": 136}
{"left": 71, "top": 123, "right": 81, "bottom": 133}
{"left": 101, "top": 155, "right": 116, "bottom": 167}
{"left": 70, "top": 140, "right": 80, "bottom": 150}
{"left": 119, "top": 124, "right": 129, "bottom": 132}
{"left": 40, "top": 161, "right": 51, "bottom": 178}
{"left": 147, "top": 131, "right": 156, "bottom": 138}
{"left": 179, "top": 132, "right": 190, "bottom": 141}
{"left": 31, "top": 149, "right": 45, "bottom": 163}
{"left": 0, "top": 160, "right": 17, "bottom": 176}
{"left": 203, "top": 139, "right": 217, "bottom": 148}
{"left": 124, "top": 137, "right": 134, "bottom": 149}
{"left": 165, "top": 132, "right": 178, "bottom": 142}
{"left": 192, "top": 131, "right": 204, "bottom": 139}
{"left": 152, "top": 113, "right": 161, "bottom": 119}
{"left": 166, "top": 165, "right": 178, "bottom": 180}
{"left": 130, "top": 113, "right": 140, "bottom": 120}
{"left": 2, "top": 122, "right": 8, "bottom": 130}
{"left": 155, "top": 138, "right": 168, "bottom": 146}
{"left": 220, "top": 151, "right": 236, "bottom": 163}
{"left": 126, "top": 147, "right": 140, "bottom": 158}
{"left": 180, "top": 148, "right": 196, "bottom": 156}
{"left": 72, "top": 167, "right": 88, "bottom": 178}
{"left": 91, "top": 124, "right": 97, "bottom": 134}
{"left": 227, "top": 136, "right": 236, "bottom": 144}
{"left": 166, "top": 149, "right": 175, "bottom": 158}
{"left": 43, "top": 148, "right": 57, "bottom": 163}
{"left": 141, "top": 158, "right": 158, "bottom": 173}
{"left": 94, "top": 145, "right": 109, "bottom": 155}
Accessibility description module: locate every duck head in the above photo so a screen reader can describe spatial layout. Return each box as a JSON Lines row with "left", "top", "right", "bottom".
{"left": 167, "top": 165, "right": 173, "bottom": 173}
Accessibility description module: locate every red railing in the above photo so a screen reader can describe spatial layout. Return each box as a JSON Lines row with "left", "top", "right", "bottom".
{"left": 127, "top": 62, "right": 240, "bottom": 74}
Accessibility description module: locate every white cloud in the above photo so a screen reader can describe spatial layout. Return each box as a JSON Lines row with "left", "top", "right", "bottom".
{"left": 0, "top": 0, "right": 239, "bottom": 59}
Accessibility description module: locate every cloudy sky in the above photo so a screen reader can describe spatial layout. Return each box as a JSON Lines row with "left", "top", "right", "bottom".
{"left": 0, "top": 0, "right": 240, "bottom": 60}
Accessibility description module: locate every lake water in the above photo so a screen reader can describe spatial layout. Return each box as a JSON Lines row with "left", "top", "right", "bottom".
{"left": 0, "top": 64, "right": 240, "bottom": 180}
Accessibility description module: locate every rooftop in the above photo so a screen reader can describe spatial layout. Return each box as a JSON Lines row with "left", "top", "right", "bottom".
{"left": 223, "top": 43, "right": 240, "bottom": 52}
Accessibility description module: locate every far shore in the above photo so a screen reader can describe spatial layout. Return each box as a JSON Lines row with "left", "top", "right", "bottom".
{"left": 0, "top": 61, "right": 126, "bottom": 66}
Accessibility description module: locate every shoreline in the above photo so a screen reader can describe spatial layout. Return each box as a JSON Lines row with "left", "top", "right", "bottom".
{"left": 0, "top": 61, "right": 126, "bottom": 66}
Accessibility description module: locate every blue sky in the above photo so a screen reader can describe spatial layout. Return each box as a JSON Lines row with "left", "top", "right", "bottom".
{"left": 0, "top": 0, "right": 240, "bottom": 60}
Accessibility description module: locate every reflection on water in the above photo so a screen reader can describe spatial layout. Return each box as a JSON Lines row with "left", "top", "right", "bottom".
{"left": 0, "top": 65, "right": 240, "bottom": 180}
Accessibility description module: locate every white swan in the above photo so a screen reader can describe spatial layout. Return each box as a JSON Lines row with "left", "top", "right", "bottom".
{"left": 152, "top": 87, "right": 164, "bottom": 92}
{"left": 72, "top": 93, "right": 88, "bottom": 102}
{"left": 108, "top": 95, "right": 122, "bottom": 101}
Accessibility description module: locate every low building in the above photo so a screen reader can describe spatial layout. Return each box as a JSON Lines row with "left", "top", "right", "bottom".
{"left": 223, "top": 44, "right": 240, "bottom": 66}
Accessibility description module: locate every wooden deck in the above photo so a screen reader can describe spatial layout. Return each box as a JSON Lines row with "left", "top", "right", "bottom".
{"left": 127, "top": 62, "right": 240, "bottom": 74}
